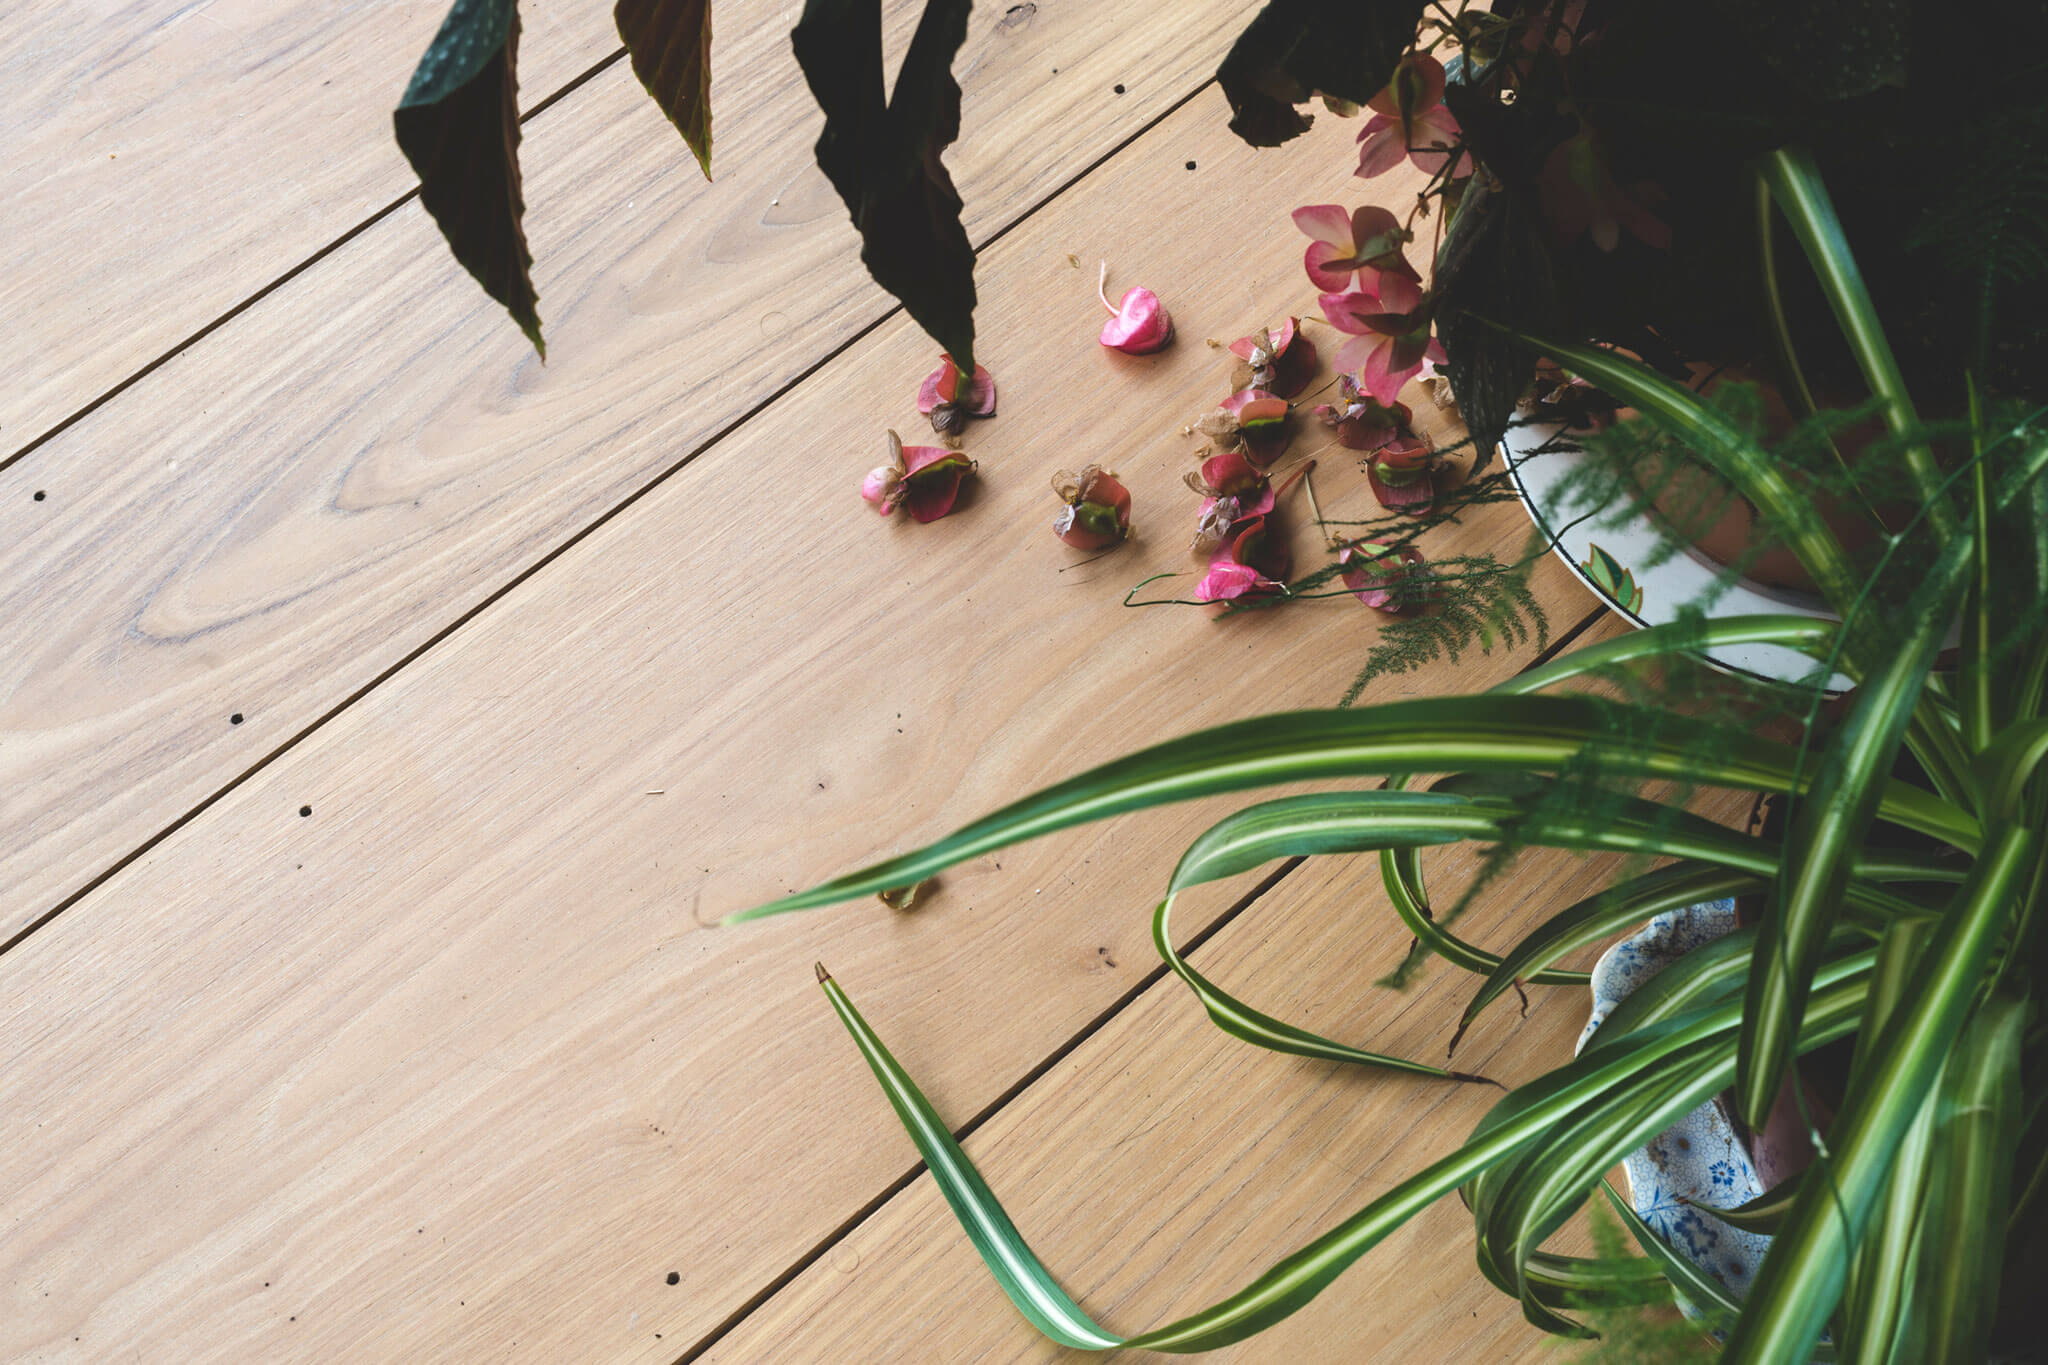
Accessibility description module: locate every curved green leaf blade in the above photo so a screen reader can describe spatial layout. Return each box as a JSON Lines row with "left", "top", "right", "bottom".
{"left": 1523, "top": 1251, "right": 1672, "bottom": 1313}
{"left": 1693, "top": 1173, "right": 1800, "bottom": 1235}
{"left": 816, "top": 967, "right": 1862, "bottom": 1352}
{"left": 1723, "top": 821, "right": 2038, "bottom": 1365}
{"left": 814, "top": 966, "right": 1119, "bottom": 1349}
{"left": 396, "top": 0, "right": 542, "bottom": 355}
{"left": 1151, "top": 895, "right": 1473, "bottom": 1079}
{"left": 1897, "top": 993, "right": 2027, "bottom": 1363}
{"left": 1460, "top": 864, "right": 1765, "bottom": 1039}
{"left": 615, "top": 0, "right": 713, "bottom": 178}
{"left": 1495, "top": 614, "right": 1839, "bottom": 699}
{"left": 728, "top": 696, "right": 1977, "bottom": 923}
{"left": 1737, "top": 533, "right": 1971, "bottom": 1126}
{"left": 1377, "top": 840, "right": 1588, "bottom": 984}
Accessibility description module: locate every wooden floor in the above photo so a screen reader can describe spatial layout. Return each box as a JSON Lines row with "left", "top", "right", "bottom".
{"left": 1, "top": 3, "right": 1636, "bottom": 1360}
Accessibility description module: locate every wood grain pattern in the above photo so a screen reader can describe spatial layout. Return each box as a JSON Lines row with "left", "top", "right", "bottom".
{"left": 0, "top": 0, "right": 1252, "bottom": 937}
{"left": 707, "top": 777, "right": 1732, "bottom": 1363}
{"left": 0, "top": 86, "right": 1611, "bottom": 1361}
{"left": 0, "top": 0, "right": 620, "bottom": 450}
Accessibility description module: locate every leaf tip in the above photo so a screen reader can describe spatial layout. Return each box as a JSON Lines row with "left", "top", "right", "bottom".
{"left": 814, "top": 961, "right": 832, "bottom": 984}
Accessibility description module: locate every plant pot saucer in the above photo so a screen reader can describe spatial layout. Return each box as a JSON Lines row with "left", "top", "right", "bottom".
{"left": 1501, "top": 420, "right": 1852, "bottom": 694}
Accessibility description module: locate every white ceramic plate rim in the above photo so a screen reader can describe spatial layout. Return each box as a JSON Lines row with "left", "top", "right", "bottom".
{"left": 1500, "top": 419, "right": 1852, "bottom": 694}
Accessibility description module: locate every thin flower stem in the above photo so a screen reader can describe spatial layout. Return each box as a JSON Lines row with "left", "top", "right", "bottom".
{"left": 1302, "top": 466, "right": 1335, "bottom": 548}
{"left": 1121, "top": 572, "right": 1213, "bottom": 608}
{"left": 1096, "top": 261, "right": 1117, "bottom": 315}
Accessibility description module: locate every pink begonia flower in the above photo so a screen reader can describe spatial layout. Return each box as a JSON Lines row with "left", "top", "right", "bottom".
{"left": 1315, "top": 376, "right": 1412, "bottom": 452}
{"left": 1050, "top": 465, "right": 1133, "bottom": 550}
{"left": 1355, "top": 103, "right": 1467, "bottom": 181}
{"left": 1228, "top": 318, "right": 1318, "bottom": 398}
{"left": 1096, "top": 263, "right": 1173, "bottom": 354}
{"left": 1339, "top": 539, "right": 1429, "bottom": 614}
{"left": 1194, "top": 515, "right": 1290, "bottom": 604}
{"left": 916, "top": 354, "right": 998, "bottom": 434}
{"left": 861, "top": 430, "right": 975, "bottom": 523}
{"left": 1184, "top": 447, "right": 1274, "bottom": 557}
{"left": 1537, "top": 126, "right": 1670, "bottom": 252}
{"left": 1366, "top": 430, "right": 1438, "bottom": 514}
{"left": 1320, "top": 276, "right": 1447, "bottom": 406}
{"left": 1292, "top": 205, "right": 1418, "bottom": 293}
{"left": 1354, "top": 51, "right": 1467, "bottom": 181}
{"left": 1368, "top": 53, "right": 1447, "bottom": 120}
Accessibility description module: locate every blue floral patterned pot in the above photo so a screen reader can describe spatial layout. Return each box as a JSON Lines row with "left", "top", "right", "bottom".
{"left": 1577, "top": 899, "right": 1773, "bottom": 1307}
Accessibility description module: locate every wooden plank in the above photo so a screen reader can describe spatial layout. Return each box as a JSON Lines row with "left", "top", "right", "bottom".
{"left": 0, "top": 0, "right": 1252, "bottom": 937}
{"left": 704, "top": 772, "right": 1745, "bottom": 1362}
{"left": 0, "top": 0, "right": 620, "bottom": 450}
{"left": 0, "top": 88, "right": 1610, "bottom": 1362}
{"left": 703, "top": 790, "right": 1721, "bottom": 1363}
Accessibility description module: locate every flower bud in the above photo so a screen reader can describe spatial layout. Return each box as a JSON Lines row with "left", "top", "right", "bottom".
{"left": 1096, "top": 263, "right": 1173, "bottom": 354}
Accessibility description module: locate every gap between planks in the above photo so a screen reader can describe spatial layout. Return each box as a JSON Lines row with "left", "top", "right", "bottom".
{"left": 0, "top": 73, "right": 1218, "bottom": 964}
{"left": 673, "top": 602, "right": 1611, "bottom": 1365}
{"left": 0, "top": 47, "right": 628, "bottom": 476}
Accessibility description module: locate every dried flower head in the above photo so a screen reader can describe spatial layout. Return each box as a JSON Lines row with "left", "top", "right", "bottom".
{"left": 1227, "top": 318, "right": 1318, "bottom": 398}
{"left": 861, "top": 429, "right": 976, "bottom": 522}
{"left": 917, "top": 354, "right": 998, "bottom": 434}
{"left": 1050, "top": 464, "right": 1133, "bottom": 549}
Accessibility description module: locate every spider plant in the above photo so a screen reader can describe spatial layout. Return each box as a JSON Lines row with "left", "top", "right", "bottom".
{"left": 734, "top": 149, "right": 2048, "bottom": 1362}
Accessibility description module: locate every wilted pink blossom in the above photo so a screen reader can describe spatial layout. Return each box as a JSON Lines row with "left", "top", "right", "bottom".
{"left": 1365, "top": 431, "right": 1438, "bottom": 514}
{"left": 861, "top": 430, "right": 975, "bottom": 522}
{"left": 917, "top": 354, "right": 998, "bottom": 434}
{"left": 1340, "top": 539, "right": 1429, "bottom": 613}
{"left": 1315, "top": 376, "right": 1412, "bottom": 452}
{"left": 1195, "top": 516, "right": 1290, "bottom": 603}
{"left": 1051, "top": 464, "right": 1133, "bottom": 549}
{"left": 1228, "top": 318, "right": 1318, "bottom": 398}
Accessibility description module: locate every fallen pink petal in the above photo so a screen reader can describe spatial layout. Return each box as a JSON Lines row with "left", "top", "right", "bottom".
{"left": 1051, "top": 464, "right": 1133, "bottom": 550}
{"left": 1339, "top": 539, "right": 1429, "bottom": 614}
{"left": 1096, "top": 263, "right": 1173, "bottom": 354}
{"left": 1194, "top": 515, "right": 1289, "bottom": 604}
